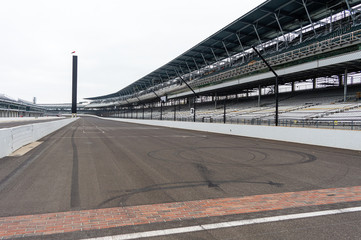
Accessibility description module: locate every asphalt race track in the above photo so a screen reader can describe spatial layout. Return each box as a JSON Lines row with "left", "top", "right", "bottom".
{"left": 0, "top": 116, "right": 360, "bottom": 240}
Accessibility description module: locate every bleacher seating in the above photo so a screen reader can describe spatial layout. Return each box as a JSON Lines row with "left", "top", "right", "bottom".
{"left": 134, "top": 85, "right": 361, "bottom": 123}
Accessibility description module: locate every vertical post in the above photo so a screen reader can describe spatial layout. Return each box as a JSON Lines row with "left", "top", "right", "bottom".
{"left": 174, "top": 100, "right": 176, "bottom": 121}
{"left": 344, "top": 68, "right": 348, "bottom": 102}
{"left": 223, "top": 99, "right": 226, "bottom": 124}
{"left": 193, "top": 97, "right": 196, "bottom": 122}
{"left": 275, "top": 76, "right": 279, "bottom": 126}
{"left": 72, "top": 55, "right": 78, "bottom": 117}
{"left": 302, "top": 0, "right": 317, "bottom": 35}
{"left": 252, "top": 46, "right": 279, "bottom": 126}
{"left": 258, "top": 85, "right": 261, "bottom": 107}
{"left": 142, "top": 104, "right": 145, "bottom": 119}
{"left": 214, "top": 93, "right": 217, "bottom": 109}
{"left": 160, "top": 101, "right": 163, "bottom": 120}
{"left": 313, "top": 78, "right": 316, "bottom": 90}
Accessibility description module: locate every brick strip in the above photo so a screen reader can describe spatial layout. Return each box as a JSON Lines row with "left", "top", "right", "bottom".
{"left": 1, "top": 186, "right": 361, "bottom": 239}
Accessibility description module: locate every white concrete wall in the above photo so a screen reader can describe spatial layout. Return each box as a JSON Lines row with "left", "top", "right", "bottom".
{"left": 0, "top": 118, "right": 78, "bottom": 158}
{"left": 0, "top": 129, "right": 12, "bottom": 158}
{"left": 100, "top": 117, "right": 361, "bottom": 151}
{"left": 0, "top": 116, "right": 64, "bottom": 123}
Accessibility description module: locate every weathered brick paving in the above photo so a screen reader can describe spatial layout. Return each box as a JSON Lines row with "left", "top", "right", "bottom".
{"left": 1, "top": 186, "right": 361, "bottom": 239}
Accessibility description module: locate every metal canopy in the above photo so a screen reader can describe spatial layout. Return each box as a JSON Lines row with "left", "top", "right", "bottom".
{"left": 87, "top": 0, "right": 360, "bottom": 100}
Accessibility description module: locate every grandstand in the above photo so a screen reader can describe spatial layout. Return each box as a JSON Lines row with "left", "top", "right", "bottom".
{"left": 85, "top": 0, "right": 361, "bottom": 129}
{"left": 0, "top": 94, "right": 46, "bottom": 117}
{"left": 0, "top": 94, "right": 91, "bottom": 118}
{"left": 37, "top": 102, "right": 89, "bottom": 116}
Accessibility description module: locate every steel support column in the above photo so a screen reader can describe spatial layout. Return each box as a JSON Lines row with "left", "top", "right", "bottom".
{"left": 223, "top": 99, "right": 226, "bottom": 124}
{"left": 201, "top": 53, "right": 208, "bottom": 68}
{"left": 210, "top": 48, "right": 218, "bottom": 62}
{"left": 184, "top": 62, "right": 192, "bottom": 80}
{"left": 345, "top": 0, "right": 355, "bottom": 25}
{"left": 192, "top": 58, "right": 200, "bottom": 72}
{"left": 214, "top": 93, "right": 217, "bottom": 109}
{"left": 193, "top": 97, "right": 196, "bottom": 123}
{"left": 165, "top": 71, "right": 171, "bottom": 81}
{"left": 174, "top": 100, "right": 176, "bottom": 121}
{"left": 179, "top": 65, "right": 185, "bottom": 76}
{"left": 253, "top": 25, "right": 264, "bottom": 52}
{"left": 160, "top": 100, "right": 163, "bottom": 120}
{"left": 313, "top": 78, "right": 316, "bottom": 90}
{"left": 236, "top": 33, "right": 246, "bottom": 63}
{"left": 344, "top": 68, "right": 348, "bottom": 102}
{"left": 185, "top": 61, "right": 192, "bottom": 74}
{"left": 252, "top": 46, "right": 279, "bottom": 126}
{"left": 274, "top": 13, "right": 288, "bottom": 46}
{"left": 142, "top": 104, "right": 145, "bottom": 119}
{"left": 302, "top": 0, "right": 317, "bottom": 35}
{"left": 222, "top": 41, "right": 231, "bottom": 59}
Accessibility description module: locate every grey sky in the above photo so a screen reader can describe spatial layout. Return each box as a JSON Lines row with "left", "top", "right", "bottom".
{"left": 0, "top": 0, "right": 265, "bottom": 104}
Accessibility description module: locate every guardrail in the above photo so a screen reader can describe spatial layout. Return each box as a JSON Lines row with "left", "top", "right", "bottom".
{"left": 0, "top": 118, "right": 78, "bottom": 158}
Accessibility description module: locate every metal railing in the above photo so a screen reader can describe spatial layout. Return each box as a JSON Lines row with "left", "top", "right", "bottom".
{"left": 106, "top": 110, "right": 361, "bottom": 131}
{"left": 187, "top": 28, "right": 361, "bottom": 90}
{"left": 90, "top": 28, "right": 361, "bottom": 108}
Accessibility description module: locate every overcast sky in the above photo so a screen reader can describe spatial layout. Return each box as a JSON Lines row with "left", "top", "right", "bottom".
{"left": 1, "top": 0, "right": 265, "bottom": 104}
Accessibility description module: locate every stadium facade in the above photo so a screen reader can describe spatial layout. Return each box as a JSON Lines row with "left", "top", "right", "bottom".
{"left": 85, "top": 1, "right": 361, "bottom": 125}
{"left": 0, "top": 94, "right": 45, "bottom": 117}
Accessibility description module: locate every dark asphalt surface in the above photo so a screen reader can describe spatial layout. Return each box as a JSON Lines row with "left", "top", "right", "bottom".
{"left": 0, "top": 116, "right": 361, "bottom": 239}
{"left": 0, "top": 118, "right": 64, "bottom": 129}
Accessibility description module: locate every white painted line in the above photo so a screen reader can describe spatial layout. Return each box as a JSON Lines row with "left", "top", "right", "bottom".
{"left": 95, "top": 125, "right": 105, "bottom": 133}
{"left": 82, "top": 206, "right": 361, "bottom": 240}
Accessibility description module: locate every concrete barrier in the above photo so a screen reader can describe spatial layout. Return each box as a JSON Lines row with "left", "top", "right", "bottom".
{"left": 99, "top": 117, "right": 361, "bottom": 151}
{"left": 0, "top": 116, "right": 65, "bottom": 123}
{"left": 0, "top": 129, "right": 12, "bottom": 158}
{"left": 0, "top": 118, "right": 78, "bottom": 158}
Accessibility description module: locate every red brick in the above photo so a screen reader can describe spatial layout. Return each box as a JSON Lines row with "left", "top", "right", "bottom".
{"left": 1, "top": 186, "right": 361, "bottom": 239}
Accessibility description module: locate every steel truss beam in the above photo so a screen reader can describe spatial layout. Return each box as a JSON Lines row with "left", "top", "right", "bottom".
{"left": 302, "top": 0, "right": 317, "bottom": 35}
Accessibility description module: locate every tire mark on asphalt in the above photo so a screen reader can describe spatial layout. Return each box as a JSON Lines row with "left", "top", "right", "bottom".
{"left": 97, "top": 131, "right": 178, "bottom": 207}
{"left": 70, "top": 124, "right": 80, "bottom": 209}
{"left": 96, "top": 178, "right": 284, "bottom": 208}
{"left": 0, "top": 120, "right": 78, "bottom": 196}
{"left": 195, "top": 163, "right": 220, "bottom": 188}
{"left": 149, "top": 146, "right": 317, "bottom": 167}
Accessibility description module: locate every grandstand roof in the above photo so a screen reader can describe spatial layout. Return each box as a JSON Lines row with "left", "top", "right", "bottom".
{"left": 87, "top": 0, "right": 361, "bottom": 100}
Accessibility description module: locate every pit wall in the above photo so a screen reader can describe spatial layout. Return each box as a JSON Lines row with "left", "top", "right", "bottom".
{"left": 99, "top": 117, "right": 360, "bottom": 152}
{"left": 0, "top": 118, "right": 78, "bottom": 158}
{"left": 0, "top": 116, "right": 65, "bottom": 123}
